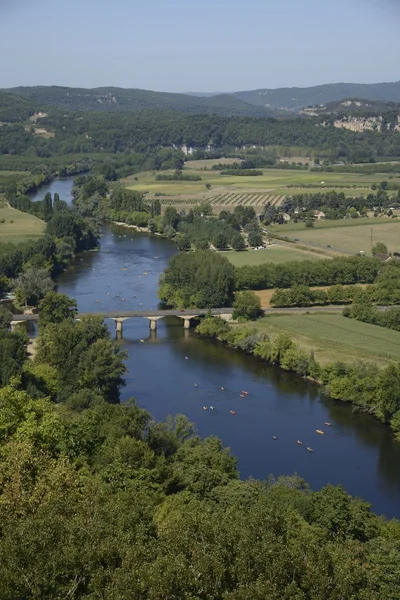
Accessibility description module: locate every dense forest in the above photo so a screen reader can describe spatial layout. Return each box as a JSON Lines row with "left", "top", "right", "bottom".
{"left": 1, "top": 89, "right": 400, "bottom": 164}
{"left": 0, "top": 292, "right": 399, "bottom": 598}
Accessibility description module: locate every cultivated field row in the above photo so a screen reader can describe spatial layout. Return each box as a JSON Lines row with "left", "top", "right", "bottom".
{"left": 158, "top": 192, "right": 285, "bottom": 208}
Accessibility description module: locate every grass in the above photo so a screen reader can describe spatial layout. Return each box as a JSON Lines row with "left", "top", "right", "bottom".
{"left": 271, "top": 219, "right": 400, "bottom": 255}
{"left": 123, "top": 164, "right": 392, "bottom": 207}
{"left": 253, "top": 313, "right": 400, "bottom": 366}
{"left": 224, "top": 243, "right": 328, "bottom": 267}
{"left": 0, "top": 202, "right": 45, "bottom": 243}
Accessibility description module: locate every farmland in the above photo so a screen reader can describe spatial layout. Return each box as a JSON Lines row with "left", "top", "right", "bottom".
{"left": 224, "top": 243, "right": 328, "bottom": 267}
{"left": 0, "top": 200, "right": 45, "bottom": 243}
{"left": 271, "top": 219, "right": 400, "bottom": 255}
{"left": 123, "top": 162, "right": 393, "bottom": 211}
{"left": 253, "top": 313, "right": 400, "bottom": 366}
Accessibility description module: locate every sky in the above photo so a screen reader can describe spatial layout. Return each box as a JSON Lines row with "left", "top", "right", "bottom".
{"left": 0, "top": 0, "right": 399, "bottom": 92}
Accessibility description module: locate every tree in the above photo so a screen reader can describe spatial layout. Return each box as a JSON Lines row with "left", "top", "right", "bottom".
{"left": 78, "top": 338, "right": 127, "bottom": 404}
{"left": 42, "top": 192, "right": 53, "bottom": 222}
{"left": 162, "top": 206, "right": 180, "bottom": 230}
{"left": 213, "top": 232, "right": 228, "bottom": 250}
{"left": 0, "top": 306, "right": 12, "bottom": 330}
{"left": 0, "top": 329, "right": 27, "bottom": 385}
{"left": 233, "top": 291, "right": 263, "bottom": 321}
{"left": 248, "top": 230, "right": 262, "bottom": 247}
{"left": 231, "top": 232, "right": 245, "bottom": 251}
{"left": 38, "top": 292, "right": 78, "bottom": 329}
{"left": 372, "top": 242, "right": 388, "bottom": 255}
{"left": 13, "top": 268, "right": 53, "bottom": 307}
{"left": 159, "top": 250, "right": 235, "bottom": 308}
{"left": 305, "top": 218, "right": 314, "bottom": 227}
{"left": 175, "top": 234, "right": 191, "bottom": 252}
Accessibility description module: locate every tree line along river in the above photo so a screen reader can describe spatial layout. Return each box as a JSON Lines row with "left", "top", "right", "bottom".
{"left": 29, "top": 179, "right": 400, "bottom": 519}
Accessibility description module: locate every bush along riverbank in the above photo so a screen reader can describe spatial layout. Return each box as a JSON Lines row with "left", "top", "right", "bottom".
{"left": 0, "top": 198, "right": 99, "bottom": 306}
{"left": 196, "top": 316, "right": 400, "bottom": 439}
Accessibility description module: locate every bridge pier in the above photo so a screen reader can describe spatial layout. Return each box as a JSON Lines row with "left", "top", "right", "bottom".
{"left": 10, "top": 320, "right": 27, "bottom": 333}
{"left": 218, "top": 313, "right": 233, "bottom": 322}
{"left": 113, "top": 317, "right": 129, "bottom": 339}
{"left": 145, "top": 316, "right": 164, "bottom": 331}
{"left": 178, "top": 315, "right": 197, "bottom": 329}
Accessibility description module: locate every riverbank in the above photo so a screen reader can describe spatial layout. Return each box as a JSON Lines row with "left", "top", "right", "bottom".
{"left": 196, "top": 316, "right": 400, "bottom": 439}
{"left": 112, "top": 220, "right": 150, "bottom": 233}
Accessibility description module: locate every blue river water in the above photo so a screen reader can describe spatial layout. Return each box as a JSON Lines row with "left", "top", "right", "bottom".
{"left": 30, "top": 180, "right": 400, "bottom": 518}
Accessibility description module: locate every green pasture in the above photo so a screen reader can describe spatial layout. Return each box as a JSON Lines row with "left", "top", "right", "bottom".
{"left": 0, "top": 202, "right": 45, "bottom": 243}
{"left": 254, "top": 313, "right": 400, "bottom": 366}
{"left": 223, "top": 244, "right": 327, "bottom": 266}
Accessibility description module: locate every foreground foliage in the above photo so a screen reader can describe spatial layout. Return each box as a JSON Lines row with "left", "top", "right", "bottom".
{"left": 0, "top": 293, "right": 399, "bottom": 597}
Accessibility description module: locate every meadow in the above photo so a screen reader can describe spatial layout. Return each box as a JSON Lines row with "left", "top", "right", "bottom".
{"left": 0, "top": 200, "right": 45, "bottom": 243}
{"left": 272, "top": 219, "right": 400, "bottom": 255}
{"left": 253, "top": 313, "right": 400, "bottom": 366}
{"left": 223, "top": 243, "right": 328, "bottom": 267}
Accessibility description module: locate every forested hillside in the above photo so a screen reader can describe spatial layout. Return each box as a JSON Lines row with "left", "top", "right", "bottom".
{"left": 2, "top": 107, "right": 399, "bottom": 162}
{"left": 0, "top": 91, "right": 39, "bottom": 122}
{"left": 4, "top": 86, "right": 273, "bottom": 117}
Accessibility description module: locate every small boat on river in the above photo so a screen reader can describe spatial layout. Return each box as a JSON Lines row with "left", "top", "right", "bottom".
{"left": 316, "top": 430, "right": 324, "bottom": 435}
{"left": 230, "top": 410, "right": 236, "bottom": 416}
{"left": 273, "top": 436, "right": 277, "bottom": 440}
{"left": 306, "top": 447, "right": 314, "bottom": 453}
{"left": 203, "top": 406, "right": 207, "bottom": 411}
{"left": 240, "top": 394, "right": 245, "bottom": 398}
{"left": 297, "top": 440, "right": 303, "bottom": 445}
{"left": 324, "top": 422, "right": 332, "bottom": 427}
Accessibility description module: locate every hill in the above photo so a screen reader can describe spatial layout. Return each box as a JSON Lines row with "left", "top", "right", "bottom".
{"left": 233, "top": 81, "right": 400, "bottom": 111}
{"left": 0, "top": 91, "right": 39, "bottom": 122}
{"left": 4, "top": 86, "right": 276, "bottom": 117}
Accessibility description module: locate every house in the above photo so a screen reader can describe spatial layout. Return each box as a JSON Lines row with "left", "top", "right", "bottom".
{"left": 374, "top": 253, "right": 393, "bottom": 262}
{"left": 282, "top": 213, "right": 291, "bottom": 222}
{"left": 313, "top": 210, "right": 325, "bottom": 220}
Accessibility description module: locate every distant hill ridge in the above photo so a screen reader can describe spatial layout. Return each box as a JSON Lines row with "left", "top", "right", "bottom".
{"left": 2, "top": 86, "right": 274, "bottom": 118}
{"left": 3, "top": 82, "right": 400, "bottom": 120}
{"left": 232, "top": 82, "right": 400, "bottom": 110}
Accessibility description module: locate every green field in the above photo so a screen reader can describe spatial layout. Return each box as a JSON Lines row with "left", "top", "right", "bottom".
{"left": 123, "top": 164, "right": 390, "bottom": 208}
{"left": 223, "top": 243, "right": 328, "bottom": 266}
{"left": 0, "top": 202, "right": 45, "bottom": 243}
{"left": 272, "top": 219, "right": 400, "bottom": 255}
{"left": 253, "top": 313, "right": 400, "bottom": 365}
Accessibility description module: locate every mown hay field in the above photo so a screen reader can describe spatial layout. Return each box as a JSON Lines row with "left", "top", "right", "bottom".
{"left": 253, "top": 313, "right": 400, "bottom": 365}
{"left": 0, "top": 202, "right": 45, "bottom": 243}
{"left": 224, "top": 244, "right": 328, "bottom": 267}
{"left": 272, "top": 220, "right": 400, "bottom": 255}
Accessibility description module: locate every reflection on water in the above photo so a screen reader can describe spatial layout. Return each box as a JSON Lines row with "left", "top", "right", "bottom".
{"left": 31, "top": 179, "right": 400, "bottom": 519}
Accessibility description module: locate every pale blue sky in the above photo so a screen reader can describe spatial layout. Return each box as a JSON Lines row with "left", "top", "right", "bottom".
{"left": 0, "top": 0, "right": 399, "bottom": 92}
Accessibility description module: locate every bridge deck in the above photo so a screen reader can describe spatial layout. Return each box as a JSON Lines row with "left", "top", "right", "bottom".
{"left": 12, "top": 308, "right": 234, "bottom": 321}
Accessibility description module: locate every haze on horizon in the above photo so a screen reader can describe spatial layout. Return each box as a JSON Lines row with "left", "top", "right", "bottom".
{"left": 1, "top": 0, "right": 399, "bottom": 93}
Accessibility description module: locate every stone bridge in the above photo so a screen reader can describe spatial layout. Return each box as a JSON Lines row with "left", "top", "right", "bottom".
{"left": 10, "top": 308, "right": 234, "bottom": 338}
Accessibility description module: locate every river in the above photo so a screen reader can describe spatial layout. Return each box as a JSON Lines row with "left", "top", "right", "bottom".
{"left": 33, "top": 179, "right": 400, "bottom": 519}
